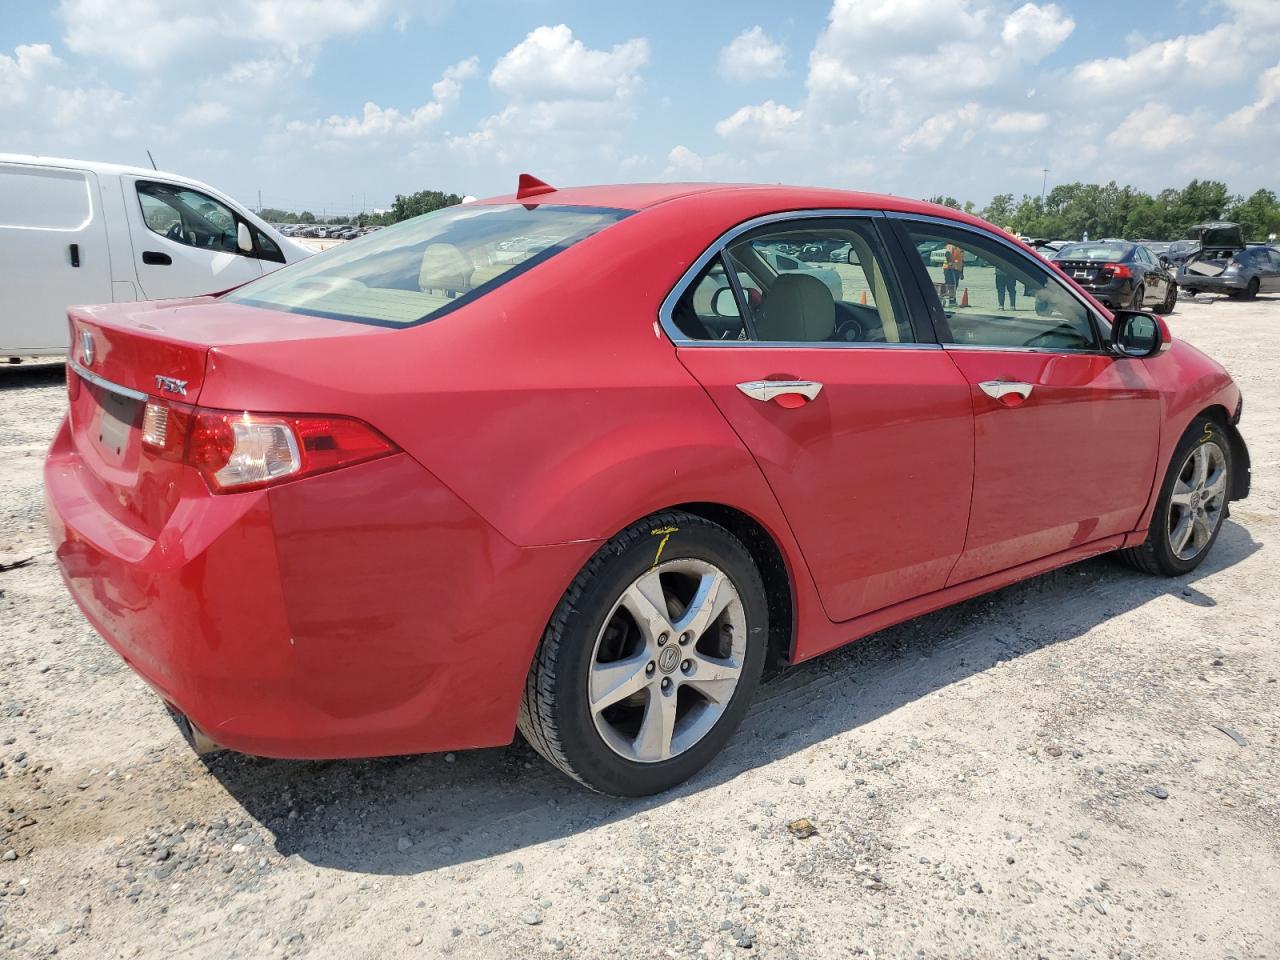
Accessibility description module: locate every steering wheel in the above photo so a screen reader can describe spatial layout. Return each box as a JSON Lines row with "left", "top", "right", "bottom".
{"left": 834, "top": 316, "right": 865, "bottom": 342}
{"left": 165, "top": 222, "right": 184, "bottom": 243}
{"left": 1024, "top": 325, "right": 1083, "bottom": 349}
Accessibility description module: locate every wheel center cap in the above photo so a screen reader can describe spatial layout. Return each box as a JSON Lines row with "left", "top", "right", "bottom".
{"left": 657, "top": 645, "right": 681, "bottom": 674}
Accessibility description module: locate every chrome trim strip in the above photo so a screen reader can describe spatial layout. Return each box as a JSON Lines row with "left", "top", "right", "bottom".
{"left": 67, "top": 357, "right": 149, "bottom": 402}
{"left": 883, "top": 211, "right": 1113, "bottom": 337}
{"left": 673, "top": 339, "right": 943, "bottom": 351}
{"left": 658, "top": 208, "right": 904, "bottom": 350}
{"left": 942, "top": 343, "right": 1100, "bottom": 356}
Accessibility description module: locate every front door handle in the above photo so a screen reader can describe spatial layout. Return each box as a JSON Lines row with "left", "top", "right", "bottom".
{"left": 978, "top": 380, "right": 1034, "bottom": 403}
{"left": 736, "top": 380, "right": 824, "bottom": 403}
{"left": 142, "top": 251, "right": 172, "bottom": 266}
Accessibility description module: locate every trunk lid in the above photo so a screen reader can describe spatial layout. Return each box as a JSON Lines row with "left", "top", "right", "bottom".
{"left": 1054, "top": 259, "right": 1108, "bottom": 284}
{"left": 65, "top": 297, "right": 387, "bottom": 540}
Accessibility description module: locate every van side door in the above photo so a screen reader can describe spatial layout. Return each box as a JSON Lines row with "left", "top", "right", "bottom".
{"left": 120, "top": 177, "right": 265, "bottom": 300}
{"left": 0, "top": 161, "right": 112, "bottom": 354}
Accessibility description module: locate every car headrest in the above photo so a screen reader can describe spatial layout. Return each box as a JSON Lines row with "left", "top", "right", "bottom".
{"left": 758, "top": 273, "right": 835, "bottom": 342}
{"left": 419, "top": 243, "right": 473, "bottom": 295}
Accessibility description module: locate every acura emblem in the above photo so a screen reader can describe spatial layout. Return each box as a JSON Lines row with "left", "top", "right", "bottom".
{"left": 80, "top": 330, "right": 95, "bottom": 366}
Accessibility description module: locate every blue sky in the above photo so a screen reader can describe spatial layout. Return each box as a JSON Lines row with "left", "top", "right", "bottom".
{"left": 3, "top": 0, "right": 1277, "bottom": 217}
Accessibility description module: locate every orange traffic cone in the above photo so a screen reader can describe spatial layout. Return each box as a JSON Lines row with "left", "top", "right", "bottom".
{"left": 959, "top": 287, "right": 970, "bottom": 307}
{"left": 859, "top": 290, "right": 868, "bottom": 305}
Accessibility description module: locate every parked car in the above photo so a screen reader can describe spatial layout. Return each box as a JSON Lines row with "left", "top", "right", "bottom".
{"left": 0, "top": 153, "right": 311, "bottom": 359}
{"left": 1180, "top": 243, "right": 1280, "bottom": 299}
{"left": 45, "top": 181, "right": 1250, "bottom": 796}
{"left": 1051, "top": 241, "right": 1177, "bottom": 312}
{"left": 1159, "top": 238, "right": 1201, "bottom": 269}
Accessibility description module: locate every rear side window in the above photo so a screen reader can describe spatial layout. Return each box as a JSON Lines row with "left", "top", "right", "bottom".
{"left": 225, "top": 203, "right": 630, "bottom": 327}
{"left": 0, "top": 165, "right": 92, "bottom": 230}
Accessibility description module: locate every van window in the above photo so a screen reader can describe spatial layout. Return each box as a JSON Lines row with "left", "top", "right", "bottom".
{"left": 137, "top": 182, "right": 241, "bottom": 254}
{"left": 224, "top": 203, "right": 630, "bottom": 327}
{"left": 0, "top": 166, "right": 93, "bottom": 230}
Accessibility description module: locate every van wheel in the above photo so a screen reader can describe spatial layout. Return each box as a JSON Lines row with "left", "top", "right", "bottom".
{"left": 518, "top": 511, "right": 767, "bottom": 796}
{"left": 1117, "top": 416, "right": 1231, "bottom": 576}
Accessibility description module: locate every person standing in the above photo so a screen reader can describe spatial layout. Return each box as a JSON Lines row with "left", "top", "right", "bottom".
{"left": 943, "top": 242, "right": 965, "bottom": 306}
{"left": 996, "top": 225, "right": 1018, "bottom": 310}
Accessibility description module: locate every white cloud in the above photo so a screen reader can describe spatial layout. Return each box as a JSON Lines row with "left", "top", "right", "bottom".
{"left": 0, "top": 43, "right": 62, "bottom": 106}
{"left": 718, "top": 27, "right": 786, "bottom": 81}
{"left": 988, "top": 110, "right": 1049, "bottom": 133}
{"left": 287, "top": 57, "right": 477, "bottom": 140}
{"left": 899, "top": 103, "right": 981, "bottom": 151}
{"left": 1218, "top": 61, "right": 1280, "bottom": 133}
{"left": 1106, "top": 102, "right": 1196, "bottom": 151}
{"left": 715, "top": 100, "right": 803, "bottom": 143}
{"left": 490, "top": 25, "right": 649, "bottom": 101}
{"left": 56, "top": 0, "right": 427, "bottom": 68}
{"left": 1001, "top": 3, "right": 1074, "bottom": 59}
{"left": 180, "top": 100, "right": 230, "bottom": 126}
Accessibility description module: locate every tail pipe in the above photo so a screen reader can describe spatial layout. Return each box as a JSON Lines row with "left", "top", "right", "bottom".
{"left": 164, "top": 703, "right": 225, "bottom": 756}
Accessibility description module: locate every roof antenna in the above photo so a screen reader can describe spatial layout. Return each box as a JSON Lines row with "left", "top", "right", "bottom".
{"left": 516, "top": 173, "right": 556, "bottom": 200}
{"left": 146, "top": 149, "right": 158, "bottom": 171}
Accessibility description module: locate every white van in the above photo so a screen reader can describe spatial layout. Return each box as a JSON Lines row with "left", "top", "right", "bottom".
{"left": 0, "top": 154, "right": 312, "bottom": 359}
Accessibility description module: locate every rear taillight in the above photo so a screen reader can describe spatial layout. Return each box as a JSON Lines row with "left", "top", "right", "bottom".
{"left": 1103, "top": 264, "right": 1132, "bottom": 279}
{"left": 141, "top": 400, "right": 396, "bottom": 493}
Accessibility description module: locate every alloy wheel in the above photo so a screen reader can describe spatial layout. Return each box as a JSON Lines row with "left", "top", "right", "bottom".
{"left": 588, "top": 558, "right": 747, "bottom": 764}
{"left": 1167, "top": 440, "right": 1228, "bottom": 561}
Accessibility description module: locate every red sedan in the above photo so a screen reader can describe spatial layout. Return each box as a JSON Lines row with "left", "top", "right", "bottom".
{"left": 46, "top": 179, "right": 1251, "bottom": 796}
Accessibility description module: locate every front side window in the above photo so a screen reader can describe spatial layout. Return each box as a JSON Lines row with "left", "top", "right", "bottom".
{"left": 138, "top": 182, "right": 239, "bottom": 253}
{"left": 671, "top": 218, "right": 915, "bottom": 344}
{"left": 225, "top": 203, "right": 629, "bottom": 327}
{"left": 903, "top": 221, "right": 1099, "bottom": 351}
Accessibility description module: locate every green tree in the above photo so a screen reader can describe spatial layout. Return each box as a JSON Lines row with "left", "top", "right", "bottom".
{"left": 1225, "top": 189, "right": 1280, "bottom": 241}
{"left": 390, "top": 189, "right": 463, "bottom": 223}
{"left": 981, "top": 193, "right": 1016, "bottom": 228}
{"left": 298, "top": 210, "right": 316, "bottom": 224}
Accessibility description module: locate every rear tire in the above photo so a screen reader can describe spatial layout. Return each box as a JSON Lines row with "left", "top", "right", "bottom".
{"left": 1244, "top": 277, "right": 1260, "bottom": 300}
{"left": 518, "top": 511, "right": 768, "bottom": 796}
{"left": 1117, "top": 416, "right": 1231, "bottom": 576}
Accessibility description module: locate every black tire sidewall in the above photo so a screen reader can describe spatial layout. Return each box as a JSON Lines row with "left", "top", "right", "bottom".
{"left": 1132, "top": 284, "right": 1145, "bottom": 309}
{"left": 552, "top": 518, "right": 768, "bottom": 796}
{"left": 1148, "top": 417, "right": 1232, "bottom": 575}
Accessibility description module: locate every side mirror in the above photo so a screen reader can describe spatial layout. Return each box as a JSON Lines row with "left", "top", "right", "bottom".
{"left": 1110, "top": 309, "right": 1166, "bottom": 358}
{"left": 236, "top": 222, "right": 254, "bottom": 254}
{"left": 711, "top": 286, "right": 740, "bottom": 318}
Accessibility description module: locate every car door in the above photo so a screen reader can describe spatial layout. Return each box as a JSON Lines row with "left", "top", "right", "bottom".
{"left": 121, "top": 177, "right": 263, "bottom": 300}
{"left": 1136, "top": 246, "right": 1166, "bottom": 304}
{"left": 892, "top": 216, "right": 1163, "bottom": 585}
{"left": 0, "top": 162, "right": 111, "bottom": 353}
{"left": 1262, "top": 249, "right": 1280, "bottom": 292}
{"left": 666, "top": 214, "right": 975, "bottom": 623}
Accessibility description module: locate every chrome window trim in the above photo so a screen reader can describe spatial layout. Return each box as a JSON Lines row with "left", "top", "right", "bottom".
{"left": 885, "top": 210, "right": 1114, "bottom": 344}
{"left": 658, "top": 208, "right": 937, "bottom": 350}
{"left": 942, "top": 343, "right": 1101, "bottom": 356}
{"left": 68, "top": 357, "right": 149, "bottom": 402}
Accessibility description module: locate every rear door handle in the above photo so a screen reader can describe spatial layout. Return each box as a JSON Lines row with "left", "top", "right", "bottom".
{"left": 69, "top": 243, "right": 80, "bottom": 268}
{"left": 142, "top": 251, "right": 172, "bottom": 265}
{"left": 736, "top": 380, "right": 824, "bottom": 402}
{"left": 979, "top": 380, "right": 1034, "bottom": 401}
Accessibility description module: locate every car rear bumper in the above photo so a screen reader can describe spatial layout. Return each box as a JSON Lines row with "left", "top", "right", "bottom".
{"left": 1177, "top": 274, "right": 1249, "bottom": 292}
{"left": 45, "top": 418, "right": 592, "bottom": 759}
{"left": 1071, "top": 277, "right": 1132, "bottom": 308}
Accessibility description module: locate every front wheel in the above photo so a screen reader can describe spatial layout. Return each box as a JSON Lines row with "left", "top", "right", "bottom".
{"left": 518, "top": 512, "right": 768, "bottom": 795}
{"left": 1118, "top": 417, "right": 1231, "bottom": 576}
{"left": 1160, "top": 283, "right": 1177, "bottom": 314}
{"left": 1130, "top": 284, "right": 1146, "bottom": 309}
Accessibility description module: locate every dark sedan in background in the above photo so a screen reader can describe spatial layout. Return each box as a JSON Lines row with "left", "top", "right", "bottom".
{"left": 1051, "top": 241, "right": 1177, "bottom": 312}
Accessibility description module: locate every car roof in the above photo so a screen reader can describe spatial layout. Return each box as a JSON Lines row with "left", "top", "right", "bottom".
{"left": 475, "top": 180, "right": 994, "bottom": 225}
{"left": 0, "top": 152, "right": 231, "bottom": 195}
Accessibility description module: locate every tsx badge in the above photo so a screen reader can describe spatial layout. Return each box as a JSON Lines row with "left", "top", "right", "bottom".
{"left": 154, "top": 375, "right": 188, "bottom": 396}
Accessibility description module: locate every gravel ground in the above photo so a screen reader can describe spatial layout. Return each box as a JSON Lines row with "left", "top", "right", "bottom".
{"left": 1, "top": 294, "right": 1278, "bottom": 960}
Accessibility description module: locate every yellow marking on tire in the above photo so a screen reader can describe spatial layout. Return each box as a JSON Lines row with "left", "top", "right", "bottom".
{"left": 1202, "top": 423, "right": 1214, "bottom": 443}
{"left": 650, "top": 526, "right": 679, "bottom": 567}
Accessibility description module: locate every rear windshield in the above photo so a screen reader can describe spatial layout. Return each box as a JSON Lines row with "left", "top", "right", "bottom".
{"left": 1054, "top": 242, "right": 1129, "bottom": 262}
{"left": 224, "top": 203, "right": 630, "bottom": 327}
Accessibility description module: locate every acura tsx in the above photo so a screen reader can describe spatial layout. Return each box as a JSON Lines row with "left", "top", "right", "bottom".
{"left": 46, "top": 177, "right": 1251, "bottom": 796}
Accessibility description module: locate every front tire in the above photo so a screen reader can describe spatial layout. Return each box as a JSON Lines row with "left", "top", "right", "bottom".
{"left": 1118, "top": 416, "right": 1231, "bottom": 576}
{"left": 1160, "top": 283, "right": 1177, "bottom": 314}
{"left": 518, "top": 511, "right": 768, "bottom": 796}
{"left": 1130, "top": 284, "right": 1146, "bottom": 309}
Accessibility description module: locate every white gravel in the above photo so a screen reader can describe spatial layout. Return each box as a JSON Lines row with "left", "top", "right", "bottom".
{"left": 1, "top": 294, "right": 1277, "bottom": 959}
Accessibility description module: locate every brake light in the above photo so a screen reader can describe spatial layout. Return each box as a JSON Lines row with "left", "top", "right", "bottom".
{"left": 1103, "top": 264, "right": 1132, "bottom": 279}
{"left": 141, "top": 400, "right": 396, "bottom": 492}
